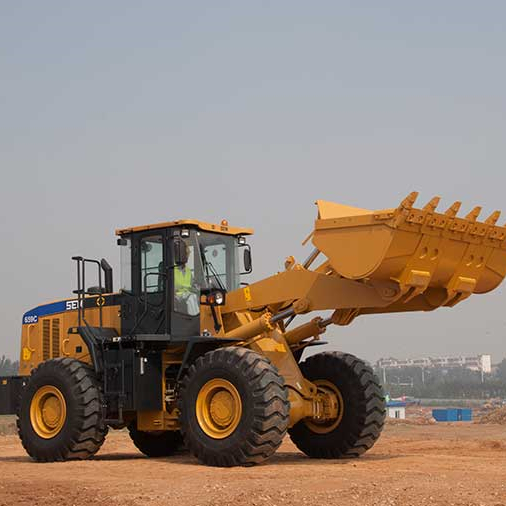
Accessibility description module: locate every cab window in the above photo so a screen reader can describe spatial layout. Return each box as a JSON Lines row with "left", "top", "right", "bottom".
{"left": 140, "top": 235, "right": 163, "bottom": 293}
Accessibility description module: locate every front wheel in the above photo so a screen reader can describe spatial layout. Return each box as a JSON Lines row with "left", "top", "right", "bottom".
{"left": 289, "top": 352, "right": 385, "bottom": 458}
{"left": 179, "top": 347, "right": 289, "bottom": 467}
{"left": 17, "top": 358, "right": 107, "bottom": 461}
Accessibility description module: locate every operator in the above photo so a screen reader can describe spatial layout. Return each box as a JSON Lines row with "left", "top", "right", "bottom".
{"left": 174, "top": 243, "right": 200, "bottom": 316}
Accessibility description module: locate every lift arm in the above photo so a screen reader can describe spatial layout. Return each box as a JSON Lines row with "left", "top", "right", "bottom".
{"left": 222, "top": 192, "right": 506, "bottom": 329}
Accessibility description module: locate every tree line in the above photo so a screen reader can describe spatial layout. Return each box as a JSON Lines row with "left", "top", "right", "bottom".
{"left": 0, "top": 356, "right": 19, "bottom": 376}
{"left": 375, "top": 358, "right": 506, "bottom": 399}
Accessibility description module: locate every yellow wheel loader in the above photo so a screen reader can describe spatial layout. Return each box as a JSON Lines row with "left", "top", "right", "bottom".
{"left": 1, "top": 192, "right": 506, "bottom": 466}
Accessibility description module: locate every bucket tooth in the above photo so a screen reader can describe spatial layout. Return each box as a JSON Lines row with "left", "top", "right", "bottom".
{"left": 399, "top": 192, "right": 419, "bottom": 211}
{"left": 485, "top": 210, "right": 501, "bottom": 225}
{"left": 465, "top": 206, "right": 482, "bottom": 222}
{"left": 423, "top": 196, "right": 441, "bottom": 212}
{"left": 445, "top": 201, "right": 462, "bottom": 218}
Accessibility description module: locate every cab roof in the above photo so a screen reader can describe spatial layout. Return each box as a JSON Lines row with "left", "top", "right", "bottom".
{"left": 115, "top": 219, "right": 254, "bottom": 237}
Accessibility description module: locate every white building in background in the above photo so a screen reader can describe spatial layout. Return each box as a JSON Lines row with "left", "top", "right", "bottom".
{"left": 386, "top": 402, "right": 406, "bottom": 419}
{"left": 377, "top": 354, "right": 492, "bottom": 374}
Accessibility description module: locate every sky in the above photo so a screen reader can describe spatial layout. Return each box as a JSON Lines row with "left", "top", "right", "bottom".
{"left": 1, "top": 1, "right": 505, "bottom": 363}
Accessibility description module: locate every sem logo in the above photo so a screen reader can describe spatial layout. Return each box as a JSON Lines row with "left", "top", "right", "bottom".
{"left": 65, "top": 300, "right": 81, "bottom": 311}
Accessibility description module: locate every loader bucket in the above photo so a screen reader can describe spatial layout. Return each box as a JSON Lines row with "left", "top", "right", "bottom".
{"left": 311, "top": 193, "right": 506, "bottom": 308}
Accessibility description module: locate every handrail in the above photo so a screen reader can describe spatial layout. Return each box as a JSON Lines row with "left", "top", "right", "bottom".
{"left": 71, "top": 256, "right": 104, "bottom": 329}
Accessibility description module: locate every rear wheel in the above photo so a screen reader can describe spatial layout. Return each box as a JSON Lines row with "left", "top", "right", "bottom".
{"left": 17, "top": 358, "right": 107, "bottom": 461}
{"left": 289, "top": 352, "right": 385, "bottom": 458}
{"left": 179, "top": 347, "right": 289, "bottom": 467}
{"left": 128, "top": 423, "right": 184, "bottom": 457}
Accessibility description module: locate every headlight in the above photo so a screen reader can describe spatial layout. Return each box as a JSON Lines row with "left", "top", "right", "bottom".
{"left": 206, "top": 290, "right": 226, "bottom": 306}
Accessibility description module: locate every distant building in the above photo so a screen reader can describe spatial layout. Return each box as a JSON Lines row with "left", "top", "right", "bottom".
{"left": 386, "top": 401, "right": 406, "bottom": 419}
{"left": 376, "top": 354, "right": 491, "bottom": 374}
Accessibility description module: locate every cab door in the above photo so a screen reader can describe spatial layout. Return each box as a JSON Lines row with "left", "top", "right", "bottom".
{"left": 121, "top": 230, "right": 170, "bottom": 336}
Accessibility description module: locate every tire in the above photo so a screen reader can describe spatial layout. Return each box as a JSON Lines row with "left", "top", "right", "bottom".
{"left": 289, "top": 352, "right": 385, "bottom": 458}
{"left": 179, "top": 347, "right": 289, "bottom": 467}
{"left": 128, "top": 423, "right": 184, "bottom": 457}
{"left": 17, "top": 358, "right": 107, "bottom": 461}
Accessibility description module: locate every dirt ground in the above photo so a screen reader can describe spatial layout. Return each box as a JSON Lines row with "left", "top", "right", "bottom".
{"left": 1, "top": 419, "right": 506, "bottom": 506}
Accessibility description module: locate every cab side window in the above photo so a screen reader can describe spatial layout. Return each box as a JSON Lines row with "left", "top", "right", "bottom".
{"left": 140, "top": 235, "right": 163, "bottom": 293}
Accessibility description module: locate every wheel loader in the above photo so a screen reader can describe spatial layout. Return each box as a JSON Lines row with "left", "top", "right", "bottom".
{"left": 1, "top": 192, "right": 506, "bottom": 466}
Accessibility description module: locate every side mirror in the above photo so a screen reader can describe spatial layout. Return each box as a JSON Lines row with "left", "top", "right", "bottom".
{"left": 174, "top": 239, "right": 189, "bottom": 266}
{"left": 243, "top": 247, "right": 252, "bottom": 273}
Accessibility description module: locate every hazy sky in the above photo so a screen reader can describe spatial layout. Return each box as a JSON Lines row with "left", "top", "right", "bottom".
{"left": 1, "top": 1, "right": 505, "bottom": 363}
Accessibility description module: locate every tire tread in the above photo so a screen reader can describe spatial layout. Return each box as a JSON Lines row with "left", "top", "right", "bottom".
{"left": 289, "top": 351, "right": 385, "bottom": 459}
{"left": 179, "top": 347, "right": 289, "bottom": 467}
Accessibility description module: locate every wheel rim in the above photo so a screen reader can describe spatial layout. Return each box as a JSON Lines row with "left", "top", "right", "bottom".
{"left": 196, "top": 379, "right": 242, "bottom": 439}
{"left": 30, "top": 385, "right": 67, "bottom": 439}
{"left": 304, "top": 379, "right": 344, "bottom": 434}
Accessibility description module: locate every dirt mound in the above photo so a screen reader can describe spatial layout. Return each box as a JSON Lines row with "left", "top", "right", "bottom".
{"left": 477, "top": 406, "right": 506, "bottom": 424}
{"left": 479, "top": 439, "right": 506, "bottom": 450}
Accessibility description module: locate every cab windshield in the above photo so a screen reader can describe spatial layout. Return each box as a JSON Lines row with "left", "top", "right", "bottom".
{"left": 173, "top": 230, "right": 243, "bottom": 317}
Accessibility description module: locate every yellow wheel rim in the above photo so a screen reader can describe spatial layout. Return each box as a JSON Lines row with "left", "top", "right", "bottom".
{"left": 305, "top": 380, "right": 344, "bottom": 434}
{"left": 196, "top": 379, "right": 242, "bottom": 439}
{"left": 30, "top": 385, "right": 67, "bottom": 439}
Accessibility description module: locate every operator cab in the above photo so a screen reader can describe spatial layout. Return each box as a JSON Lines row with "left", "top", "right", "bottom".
{"left": 115, "top": 219, "right": 253, "bottom": 338}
